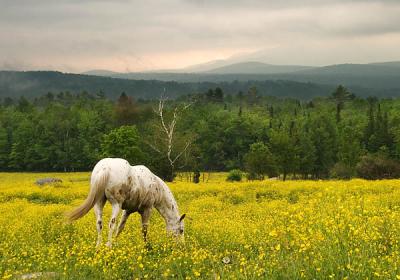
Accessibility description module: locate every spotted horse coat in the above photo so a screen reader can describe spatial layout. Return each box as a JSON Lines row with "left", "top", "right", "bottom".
{"left": 67, "top": 158, "right": 185, "bottom": 247}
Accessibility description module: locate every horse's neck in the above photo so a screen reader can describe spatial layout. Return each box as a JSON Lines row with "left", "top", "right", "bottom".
{"left": 156, "top": 182, "right": 180, "bottom": 229}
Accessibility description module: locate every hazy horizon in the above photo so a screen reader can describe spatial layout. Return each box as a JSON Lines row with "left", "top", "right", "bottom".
{"left": 1, "top": 0, "right": 400, "bottom": 73}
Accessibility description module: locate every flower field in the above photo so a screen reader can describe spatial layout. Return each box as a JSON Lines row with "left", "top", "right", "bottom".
{"left": 1, "top": 173, "right": 400, "bottom": 279}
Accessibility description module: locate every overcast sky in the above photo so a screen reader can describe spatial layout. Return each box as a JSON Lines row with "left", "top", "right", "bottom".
{"left": 1, "top": 0, "right": 399, "bottom": 72}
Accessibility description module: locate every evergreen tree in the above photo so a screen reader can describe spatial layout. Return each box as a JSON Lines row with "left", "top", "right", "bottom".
{"left": 364, "top": 99, "right": 375, "bottom": 151}
{"left": 244, "top": 142, "right": 277, "bottom": 180}
{"left": 0, "top": 126, "right": 9, "bottom": 168}
{"left": 309, "top": 114, "right": 338, "bottom": 178}
{"left": 269, "top": 130, "right": 297, "bottom": 180}
{"left": 296, "top": 131, "right": 317, "bottom": 179}
{"left": 115, "top": 93, "right": 139, "bottom": 125}
{"left": 331, "top": 85, "right": 354, "bottom": 123}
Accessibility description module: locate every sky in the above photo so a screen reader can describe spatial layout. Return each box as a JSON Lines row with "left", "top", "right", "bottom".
{"left": 0, "top": 0, "right": 399, "bottom": 73}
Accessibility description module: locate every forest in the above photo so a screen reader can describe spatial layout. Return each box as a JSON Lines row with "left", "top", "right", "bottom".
{"left": 1, "top": 85, "right": 400, "bottom": 181}
{"left": 0, "top": 71, "right": 332, "bottom": 100}
{"left": 2, "top": 70, "right": 400, "bottom": 100}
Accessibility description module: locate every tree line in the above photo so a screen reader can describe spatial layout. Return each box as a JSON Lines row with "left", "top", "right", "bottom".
{"left": 1, "top": 86, "right": 400, "bottom": 181}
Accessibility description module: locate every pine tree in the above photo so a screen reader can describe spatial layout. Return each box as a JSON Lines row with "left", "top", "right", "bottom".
{"left": 364, "top": 99, "right": 375, "bottom": 151}
{"left": 331, "top": 85, "right": 354, "bottom": 123}
{"left": 114, "top": 92, "right": 139, "bottom": 125}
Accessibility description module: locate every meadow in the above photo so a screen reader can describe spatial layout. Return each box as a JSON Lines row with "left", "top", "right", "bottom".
{"left": 0, "top": 173, "right": 400, "bottom": 279}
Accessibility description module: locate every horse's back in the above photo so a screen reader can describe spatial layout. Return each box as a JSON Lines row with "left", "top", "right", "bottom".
{"left": 130, "top": 165, "right": 159, "bottom": 187}
{"left": 92, "top": 158, "right": 132, "bottom": 187}
{"left": 91, "top": 160, "right": 165, "bottom": 208}
{"left": 131, "top": 165, "right": 153, "bottom": 176}
{"left": 129, "top": 165, "right": 169, "bottom": 208}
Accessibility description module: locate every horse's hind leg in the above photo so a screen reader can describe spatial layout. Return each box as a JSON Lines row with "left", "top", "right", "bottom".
{"left": 106, "top": 202, "right": 121, "bottom": 248}
{"left": 94, "top": 196, "right": 106, "bottom": 248}
{"left": 116, "top": 210, "right": 131, "bottom": 237}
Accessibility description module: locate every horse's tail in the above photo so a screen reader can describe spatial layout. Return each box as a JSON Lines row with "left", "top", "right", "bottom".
{"left": 66, "top": 170, "right": 109, "bottom": 222}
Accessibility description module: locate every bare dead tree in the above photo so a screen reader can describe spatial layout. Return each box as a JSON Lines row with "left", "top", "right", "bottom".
{"left": 146, "top": 96, "right": 192, "bottom": 181}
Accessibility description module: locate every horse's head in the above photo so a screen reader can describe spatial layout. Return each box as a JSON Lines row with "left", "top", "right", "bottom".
{"left": 171, "top": 214, "right": 186, "bottom": 240}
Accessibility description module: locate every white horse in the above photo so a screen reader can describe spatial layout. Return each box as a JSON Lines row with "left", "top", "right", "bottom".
{"left": 67, "top": 158, "right": 185, "bottom": 247}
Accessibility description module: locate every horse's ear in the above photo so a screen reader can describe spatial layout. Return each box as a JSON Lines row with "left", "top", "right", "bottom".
{"left": 179, "top": 214, "right": 186, "bottom": 222}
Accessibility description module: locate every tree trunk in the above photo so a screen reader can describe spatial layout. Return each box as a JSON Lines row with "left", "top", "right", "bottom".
{"left": 336, "top": 103, "right": 341, "bottom": 123}
{"left": 165, "top": 165, "right": 175, "bottom": 182}
{"left": 193, "top": 170, "right": 200, "bottom": 184}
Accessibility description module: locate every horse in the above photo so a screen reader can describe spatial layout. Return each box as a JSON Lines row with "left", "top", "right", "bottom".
{"left": 67, "top": 158, "right": 186, "bottom": 247}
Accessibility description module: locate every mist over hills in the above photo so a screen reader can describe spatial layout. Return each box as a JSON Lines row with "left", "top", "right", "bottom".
{"left": 370, "top": 61, "right": 400, "bottom": 68}
{"left": 271, "top": 62, "right": 400, "bottom": 90}
{"left": 0, "top": 70, "right": 337, "bottom": 100}
{"left": 1, "top": 61, "right": 400, "bottom": 101}
{"left": 202, "top": 62, "right": 314, "bottom": 74}
{"left": 82, "top": 61, "right": 400, "bottom": 89}
{"left": 84, "top": 61, "right": 315, "bottom": 79}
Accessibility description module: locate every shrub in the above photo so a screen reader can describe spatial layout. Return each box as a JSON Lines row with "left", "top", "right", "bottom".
{"left": 226, "top": 169, "right": 243, "bottom": 182}
{"left": 101, "top": 125, "right": 144, "bottom": 165}
{"left": 356, "top": 154, "right": 400, "bottom": 179}
{"left": 330, "top": 162, "right": 355, "bottom": 180}
{"left": 244, "top": 142, "right": 277, "bottom": 180}
{"left": 246, "top": 172, "right": 264, "bottom": 181}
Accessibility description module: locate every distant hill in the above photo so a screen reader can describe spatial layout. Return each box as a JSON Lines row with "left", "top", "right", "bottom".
{"left": 294, "top": 63, "right": 400, "bottom": 76}
{"left": 82, "top": 61, "right": 315, "bottom": 79}
{"left": 203, "top": 61, "right": 314, "bottom": 74}
{"left": 0, "top": 70, "right": 343, "bottom": 100}
{"left": 274, "top": 63, "right": 400, "bottom": 90}
{"left": 181, "top": 59, "right": 228, "bottom": 72}
{"left": 84, "top": 69, "right": 121, "bottom": 76}
{"left": 0, "top": 71, "right": 190, "bottom": 100}
{"left": 2, "top": 62, "right": 400, "bottom": 101}
{"left": 369, "top": 61, "right": 400, "bottom": 68}
{"left": 82, "top": 61, "right": 400, "bottom": 92}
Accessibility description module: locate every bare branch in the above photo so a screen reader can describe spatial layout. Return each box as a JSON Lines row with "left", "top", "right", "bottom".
{"left": 158, "top": 99, "right": 169, "bottom": 136}
{"left": 143, "top": 140, "right": 162, "bottom": 154}
{"left": 172, "top": 140, "right": 191, "bottom": 164}
{"left": 182, "top": 102, "right": 192, "bottom": 110}
{"left": 152, "top": 94, "right": 193, "bottom": 176}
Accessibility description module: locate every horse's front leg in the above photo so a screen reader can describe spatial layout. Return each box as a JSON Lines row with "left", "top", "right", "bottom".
{"left": 140, "top": 208, "right": 152, "bottom": 242}
{"left": 106, "top": 202, "right": 121, "bottom": 248}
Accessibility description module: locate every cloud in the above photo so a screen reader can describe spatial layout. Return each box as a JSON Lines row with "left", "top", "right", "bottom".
{"left": 0, "top": 0, "right": 399, "bottom": 71}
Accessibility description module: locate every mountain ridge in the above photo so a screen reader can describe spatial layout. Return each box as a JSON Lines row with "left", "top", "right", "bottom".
{"left": 1, "top": 69, "right": 400, "bottom": 101}
{"left": 79, "top": 61, "right": 400, "bottom": 90}
{"left": 82, "top": 61, "right": 315, "bottom": 76}
{"left": 201, "top": 61, "right": 314, "bottom": 74}
{"left": 2, "top": 60, "right": 400, "bottom": 101}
